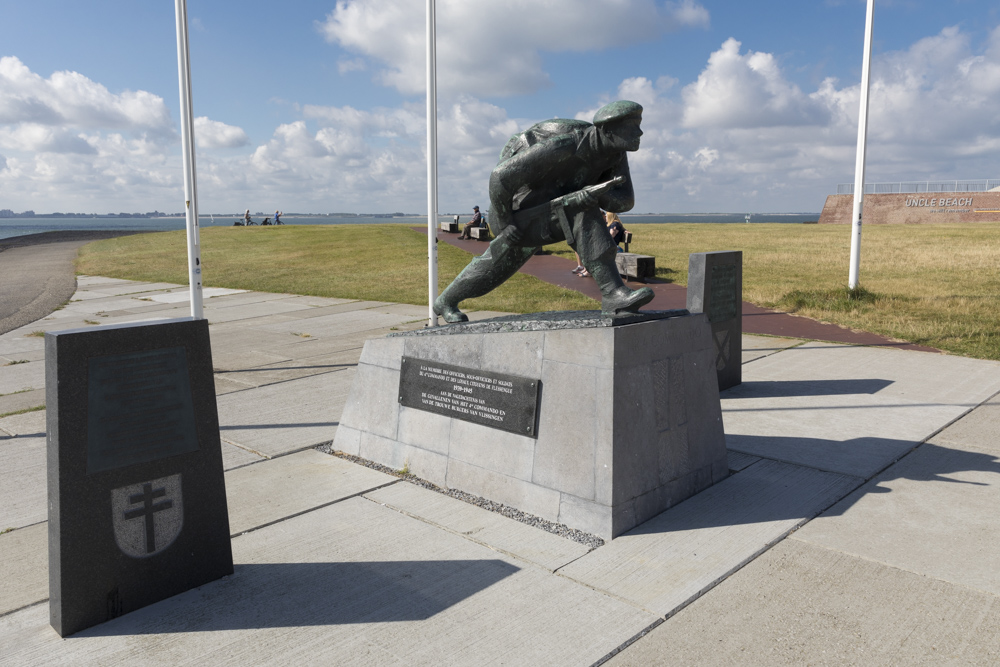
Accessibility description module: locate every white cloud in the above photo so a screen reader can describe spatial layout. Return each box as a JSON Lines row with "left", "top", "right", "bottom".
{"left": 194, "top": 117, "right": 250, "bottom": 149}
{"left": 318, "top": 0, "right": 710, "bottom": 97}
{"left": 681, "top": 38, "right": 829, "bottom": 128}
{"left": 5, "top": 22, "right": 1000, "bottom": 215}
{"left": 0, "top": 56, "right": 173, "bottom": 135}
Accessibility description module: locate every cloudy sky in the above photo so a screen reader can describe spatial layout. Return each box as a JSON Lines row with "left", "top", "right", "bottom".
{"left": 3, "top": 0, "right": 1000, "bottom": 214}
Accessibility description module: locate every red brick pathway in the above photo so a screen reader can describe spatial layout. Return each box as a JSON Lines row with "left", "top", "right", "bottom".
{"left": 427, "top": 228, "right": 939, "bottom": 353}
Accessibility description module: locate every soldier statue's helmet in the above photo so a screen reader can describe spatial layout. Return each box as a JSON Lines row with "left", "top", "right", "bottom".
{"left": 593, "top": 100, "right": 643, "bottom": 126}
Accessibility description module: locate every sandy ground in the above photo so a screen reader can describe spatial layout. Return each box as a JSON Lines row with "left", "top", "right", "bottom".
{"left": 0, "top": 230, "right": 149, "bottom": 335}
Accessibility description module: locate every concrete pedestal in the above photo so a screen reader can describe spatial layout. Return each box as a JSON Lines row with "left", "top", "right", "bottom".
{"left": 333, "top": 311, "right": 727, "bottom": 540}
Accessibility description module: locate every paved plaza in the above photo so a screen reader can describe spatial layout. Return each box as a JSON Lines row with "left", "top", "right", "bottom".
{"left": 2, "top": 276, "right": 999, "bottom": 665}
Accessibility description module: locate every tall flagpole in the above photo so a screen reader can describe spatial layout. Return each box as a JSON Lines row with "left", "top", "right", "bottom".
{"left": 426, "top": 0, "right": 439, "bottom": 327}
{"left": 175, "top": 0, "right": 204, "bottom": 319}
{"left": 848, "top": 0, "right": 875, "bottom": 290}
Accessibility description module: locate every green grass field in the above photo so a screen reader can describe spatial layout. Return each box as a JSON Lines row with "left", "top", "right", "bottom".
{"left": 75, "top": 225, "right": 596, "bottom": 317}
{"left": 75, "top": 222, "right": 1000, "bottom": 360}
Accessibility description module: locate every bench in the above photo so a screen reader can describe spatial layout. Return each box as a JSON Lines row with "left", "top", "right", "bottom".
{"left": 440, "top": 221, "right": 459, "bottom": 233}
{"left": 622, "top": 230, "right": 633, "bottom": 253}
{"left": 469, "top": 226, "right": 491, "bottom": 241}
{"left": 615, "top": 252, "right": 655, "bottom": 282}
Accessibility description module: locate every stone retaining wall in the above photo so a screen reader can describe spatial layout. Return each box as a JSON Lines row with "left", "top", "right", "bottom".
{"left": 819, "top": 192, "right": 1000, "bottom": 224}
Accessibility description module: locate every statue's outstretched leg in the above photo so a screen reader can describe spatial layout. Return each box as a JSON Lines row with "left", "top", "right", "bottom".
{"left": 583, "top": 248, "right": 654, "bottom": 315}
{"left": 568, "top": 209, "right": 653, "bottom": 315}
{"left": 434, "top": 237, "right": 538, "bottom": 323}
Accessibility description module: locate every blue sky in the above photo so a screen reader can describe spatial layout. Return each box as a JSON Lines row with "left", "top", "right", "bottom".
{"left": 3, "top": 1, "right": 1000, "bottom": 214}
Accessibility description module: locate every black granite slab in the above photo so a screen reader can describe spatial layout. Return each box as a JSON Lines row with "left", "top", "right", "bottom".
{"left": 392, "top": 308, "right": 689, "bottom": 337}
{"left": 46, "top": 318, "right": 233, "bottom": 637}
{"left": 687, "top": 251, "right": 743, "bottom": 390}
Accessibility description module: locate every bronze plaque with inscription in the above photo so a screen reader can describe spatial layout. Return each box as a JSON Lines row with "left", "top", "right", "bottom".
{"left": 398, "top": 356, "right": 540, "bottom": 437}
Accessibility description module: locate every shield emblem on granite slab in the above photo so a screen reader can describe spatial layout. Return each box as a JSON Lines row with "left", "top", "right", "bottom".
{"left": 111, "top": 474, "right": 184, "bottom": 558}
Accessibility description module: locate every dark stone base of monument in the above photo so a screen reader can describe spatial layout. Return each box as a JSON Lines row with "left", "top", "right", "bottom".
{"left": 333, "top": 310, "right": 728, "bottom": 540}
{"left": 687, "top": 251, "right": 743, "bottom": 391}
{"left": 440, "top": 221, "right": 459, "bottom": 233}
{"left": 615, "top": 252, "right": 656, "bottom": 282}
{"left": 46, "top": 318, "right": 233, "bottom": 637}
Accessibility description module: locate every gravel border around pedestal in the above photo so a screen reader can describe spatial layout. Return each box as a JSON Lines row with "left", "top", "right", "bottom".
{"left": 314, "top": 442, "right": 605, "bottom": 549}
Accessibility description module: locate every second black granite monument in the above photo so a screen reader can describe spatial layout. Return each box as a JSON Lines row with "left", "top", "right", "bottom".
{"left": 686, "top": 251, "right": 743, "bottom": 390}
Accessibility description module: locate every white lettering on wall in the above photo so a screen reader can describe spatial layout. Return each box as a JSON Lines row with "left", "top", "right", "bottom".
{"left": 905, "top": 197, "right": 973, "bottom": 208}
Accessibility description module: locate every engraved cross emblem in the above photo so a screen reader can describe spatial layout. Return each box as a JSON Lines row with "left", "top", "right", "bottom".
{"left": 714, "top": 329, "right": 731, "bottom": 370}
{"left": 112, "top": 474, "right": 183, "bottom": 558}
{"left": 123, "top": 483, "right": 174, "bottom": 554}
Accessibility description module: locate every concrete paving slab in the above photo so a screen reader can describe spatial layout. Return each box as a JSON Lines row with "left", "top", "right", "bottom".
{"left": 227, "top": 450, "right": 397, "bottom": 535}
{"left": 202, "top": 300, "right": 317, "bottom": 324}
{"left": 721, "top": 343, "right": 1000, "bottom": 478}
{"left": 198, "top": 290, "right": 320, "bottom": 309}
{"left": 221, "top": 442, "right": 266, "bottom": 471}
{"left": 742, "top": 341, "right": 1000, "bottom": 406}
{"left": 214, "top": 375, "right": 255, "bottom": 395}
{"left": 726, "top": 450, "right": 759, "bottom": 472}
{"left": 268, "top": 300, "right": 394, "bottom": 320}
{"left": 208, "top": 324, "right": 310, "bottom": 356}
{"left": 0, "top": 347, "right": 44, "bottom": 364}
{"left": 364, "top": 482, "right": 591, "bottom": 571}
{"left": 0, "top": 434, "right": 46, "bottom": 530}
{"left": 77, "top": 280, "right": 187, "bottom": 296}
{"left": 930, "top": 391, "right": 1000, "bottom": 455}
{"left": 0, "top": 497, "right": 657, "bottom": 666}
{"left": 0, "top": 408, "right": 45, "bottom": 437}
{"left": 148, "top": 287, "right": 247, "bottom": 303}
{"left": 0, "top": 335, "right": 45, "bottom": 357}
{"left": 792, "top": 438, "right": 1000, "bottom": 596}
{"left": 256, "top": 309, "right": 420, "bottom": 337}
{"left": 267, "top": 295, "right": 360, "bottom": 309}
{"left": 274, "top": 331, "right": 384, "bottom": 360}
{"left": 0, "top": 359, "right": 42, "bottom": 395}
{"left": 606, "top": 539, "right": 1000, "bottom": 666}
{"left": 61, "top": 294, "right": 173, "bottom": 314}
{"left": 81, "top": 281, "right": 182, "bottom": 297}
{"left": 217, "top": 370, "right": 355, "bottom": 457}
{"left": 212, "top": 348, "right": 291, "bottom": 372}
{"left": 0, "top": 388, "right": 44, "bottom": 416}
{"left": 558, "top": 459, "right": 861, "bottom": 617}
{"left": 0, "top": 523, "right": 47, "bottom": 616}
{"left": 214, "top": 349, "right": 360, "bottom": 388}
{"left": 741, "top": 334, "right": 802, "bottom": 364}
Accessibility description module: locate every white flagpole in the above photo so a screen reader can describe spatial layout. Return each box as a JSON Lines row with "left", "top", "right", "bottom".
{"left": 426, "top": 0, "right": 439, "bottom": 327}
{"left": 848, "top": 0, "right": 875, "bottom": 290}
{"left": 174, "top": 0, "right": 204, "bottom": 319}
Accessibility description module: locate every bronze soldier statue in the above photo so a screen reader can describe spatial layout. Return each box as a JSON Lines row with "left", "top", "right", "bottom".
{"left": 434, "top": 100, "right": 654, "bottom": 323}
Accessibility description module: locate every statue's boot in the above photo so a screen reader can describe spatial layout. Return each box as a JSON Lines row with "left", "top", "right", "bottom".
{"left": 585, "top": 251, "right": 654, "bottom": 315}
{"left": 434, "top": 240, "right": 537, "bottom": 323}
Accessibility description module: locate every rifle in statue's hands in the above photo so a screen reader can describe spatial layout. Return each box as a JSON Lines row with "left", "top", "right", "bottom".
{"left": 500, "top": 176, "right": 626, "bottom": 248}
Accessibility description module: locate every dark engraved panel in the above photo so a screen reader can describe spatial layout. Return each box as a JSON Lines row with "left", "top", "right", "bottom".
{"left": 87, "top": 347, "right": 199, "bottom": 474}
{"left": 708, "top": 263, "right": 738, "bottom": 323}
{"left": 398, "top": 356, "right": 540, "bottom": 437}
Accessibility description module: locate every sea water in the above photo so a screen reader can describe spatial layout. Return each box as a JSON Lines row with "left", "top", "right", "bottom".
{"left": 0, "top": 213, "right": 819, "bottom": 242}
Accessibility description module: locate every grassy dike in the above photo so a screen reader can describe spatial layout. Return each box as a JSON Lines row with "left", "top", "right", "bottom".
{"left": 76, "top": 222, "right": 1000, "bottom": 360}
{"left": 75, "top": 224, "right": 597, "bottom": 317}
{"left": 547, "top": 221, "right": 1000, "bottom": 360}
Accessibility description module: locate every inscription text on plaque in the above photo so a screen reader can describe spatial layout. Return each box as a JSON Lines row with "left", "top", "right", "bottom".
{"left": 398, "top": 357, "right": 540, "bottom": 437}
